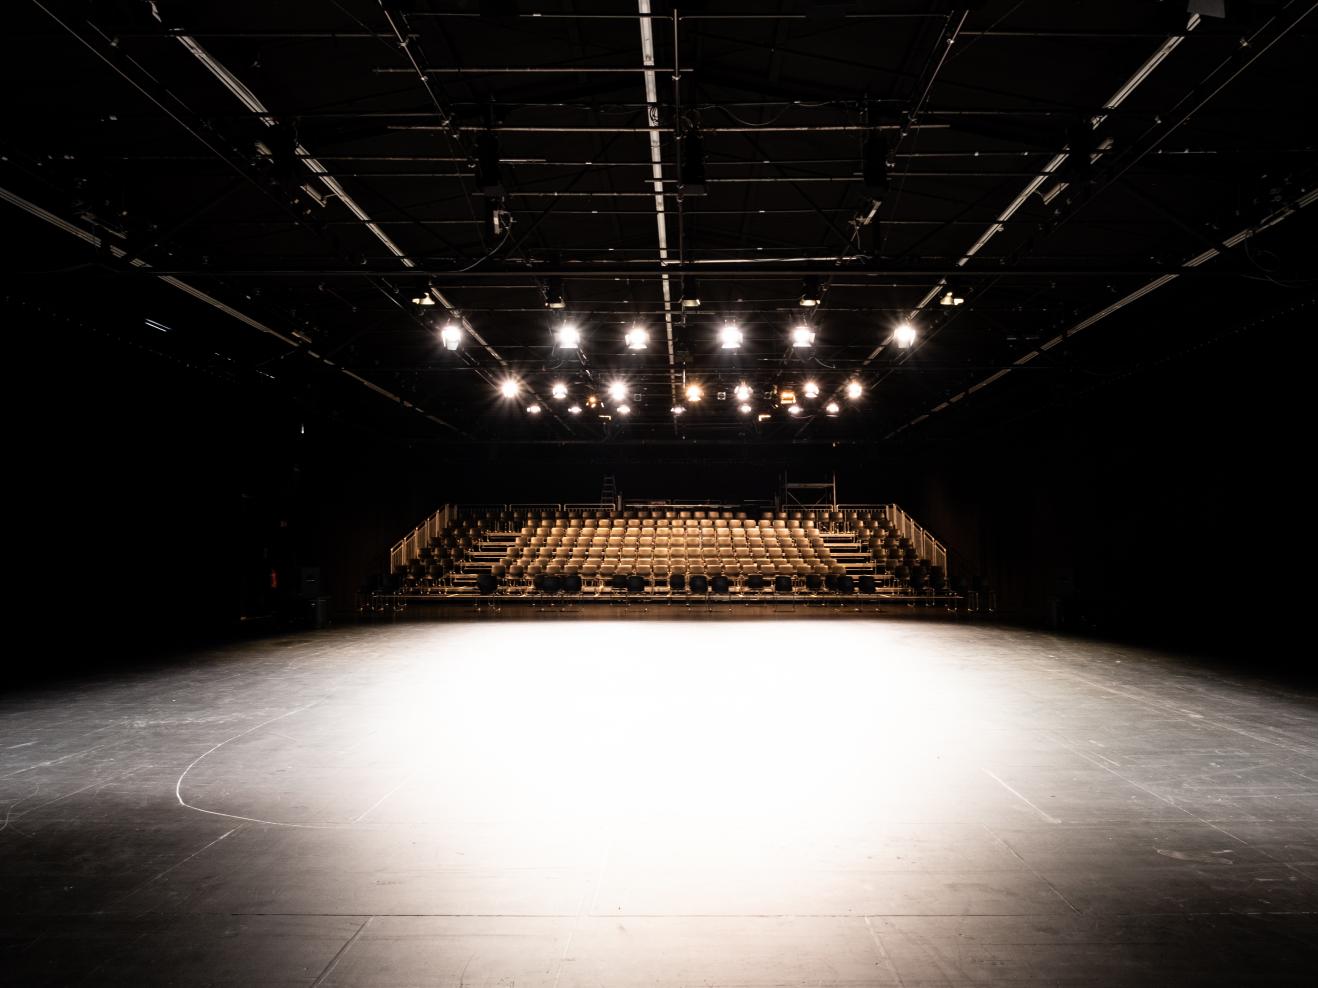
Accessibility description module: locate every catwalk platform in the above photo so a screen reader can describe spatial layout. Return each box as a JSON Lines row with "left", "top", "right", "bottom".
{"left": 2, "top": 620, "right": 1315, "bottom": 985}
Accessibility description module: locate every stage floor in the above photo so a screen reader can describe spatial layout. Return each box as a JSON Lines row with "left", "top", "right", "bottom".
{"left": 2, "top": 620, "right": 1316, "bottom": 986}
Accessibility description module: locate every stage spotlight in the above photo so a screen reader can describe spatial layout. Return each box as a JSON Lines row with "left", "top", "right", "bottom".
{"left": 685, "top": 383, "right": 703, "bottom": 403}
{"left": 671, "top": 404, "right": 686, "bottom": 415}
{"left": 556, "top": 323, "right": 580, "bottom": 349}
{"left": 499, "top": 379, "right": 519, "bottom": 398}
{"left": 608, "top": 381, "right": 628, "bottom": 402}
{"left": 733, "top": 382, "right": 752, "bottom": 402}
{"left": 863, "top": 131, "right": 890, "bottom": 194}
{"left": 790, "top": 324, "right": 816, "bottom": 347}
{"left": 826, "top": 401, "right": 840, "bottom": 415}
{"left": 542, "top": 277, "right": 566, "bottom": 309}
{"left": 551, "top": 381, "right": 568, "bottom": 400}
{"left": 846, "top": 379, "right": 863, "bottom": 399}
{"left": 779, "top": 389, "right": 796, "bottom": 405}
{"left": 939, "top": 289, "right": 964, "bottom": 307}
{"left": 527, "top": 403, "right": 542, "bottom": 415}
{"left": 617, "top": 403, "right": 631, "bottom": 415}
{"left": 679, "top": 124, "right": 707, "bottom": 195}
{"left": 476, "top": 131, "right": 504, "bottom": 195}
{"left": 788, "top": 403, "right": 802, "bottom": 415}
{"left": 739, "top": 402, "right": 752, "bottom": 414}
{"left": 625, "top": 325, "right": 649, "bottom": 350}
{"left": 440, "top": 323, "right": 462, "bottom": 351}
{"left": 893, "top": 321, "right": 917, "bottom": 348}
{"left": 720, "top": 323, "right": 743, "bottom": 349}
{"left": 803, "top": 380, "right": 819, "bottom": 399}
{"left": 679, "top": 279, "right": 701, "bottom": 308}
{"left": 799, "top": 276, "right": 822, "bottom": 306}
{"left": 411, "top": 292, "right": 435, "bottom": 306}
{"left": 568, "top": 404, "right": 582, "bottom": 415}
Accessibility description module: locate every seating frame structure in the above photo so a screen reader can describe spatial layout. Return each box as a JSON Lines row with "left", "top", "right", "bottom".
{"left": 381, "top": 499, "right": 973, "bottom": 608}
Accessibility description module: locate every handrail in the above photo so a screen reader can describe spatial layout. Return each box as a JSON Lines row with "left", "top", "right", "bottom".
{"left": 837, "top": 503, "right": 948, "bottom": 572}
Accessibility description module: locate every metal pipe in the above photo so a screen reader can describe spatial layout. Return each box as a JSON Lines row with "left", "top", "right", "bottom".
{"left": 637, "top": 0, "right": 677, "bottom": 401}
{"left": 887, "top": 185, "right": 1318, "bottom": 439}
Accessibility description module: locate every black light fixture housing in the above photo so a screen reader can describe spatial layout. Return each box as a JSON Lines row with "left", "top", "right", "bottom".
{"left": 542, "top": 277, "right": 566, "bottom": 309}
{"left": 679, "top": 125, "right": 707, "bottom": 196}
{"left": 799, "top": 277, "right": 823, "bottom": 307}
{"left": 476, "top": 131, "right": 504, "bottom": 196}
{"left": 862, "top": 131, "right": 889, "bottom": 194}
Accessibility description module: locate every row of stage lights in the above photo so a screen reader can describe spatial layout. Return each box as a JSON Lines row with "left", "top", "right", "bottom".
{"left": 415, "top": 305, "right": 921, "bottom": 355}
{"left": 500, "top": 377, "right": 865, "bottom": 419}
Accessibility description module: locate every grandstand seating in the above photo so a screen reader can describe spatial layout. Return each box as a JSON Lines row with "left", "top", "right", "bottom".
{"left": 394, "top": 504, "right": 951, "bottom": 599}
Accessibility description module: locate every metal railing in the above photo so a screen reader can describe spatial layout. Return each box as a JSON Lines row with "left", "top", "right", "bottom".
{"left": 389, "top": 503, "right": 452, "bottom": 573}
{"left": 390, "top": 500, "right": 949, "bottom": 574}
{"left": 838, "top": 503, "right": 948, "bottom": 572}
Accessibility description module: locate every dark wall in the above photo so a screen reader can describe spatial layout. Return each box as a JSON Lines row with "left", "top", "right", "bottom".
{"left": 12, "top": 281, "right": 1306, "bottom": 668}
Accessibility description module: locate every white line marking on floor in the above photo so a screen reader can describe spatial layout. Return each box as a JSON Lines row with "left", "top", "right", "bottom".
{"left": 983, "top": 768, "right": 1062, "bottom": 824}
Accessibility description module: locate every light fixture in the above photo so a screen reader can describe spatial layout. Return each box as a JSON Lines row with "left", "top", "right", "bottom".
{"left": 671, "top": 404, "right": 686, "bottom": 415}
{"left": 568, "top": 404, "right": 582, "bottom": 415}
{"left": 679, "top": 122, "right": 707, "bottom": 195}
{"left": 556, "top": 323, "right": 580, "bottom": 349}
{"left": 679, "top": 279, "right": 701, "bottom": 308}
{"left": 863, "top": 131, "right": 890, "bottom": 194}
{"left": 790, "top": 324, "right": 815, "bottom": 348}
{"left": 499, "top": 379, "right": 519, "bottom": 399}
{"left": 551, "top": 382, "right": 568, "bottom": 400}
{"left": 779, "top": 389, "right": 796, "bottom": 405}
{"left": 440, "top": 323, "right": 462, "bottom": 351}
{"left": 476, "top": 131, "right": 503, "bottom": 196}
{"left": 846, "top": 379, "right": 863, "bottom": 399}
{"left": 939, "top": 289, "right": 964, "bottom": 307}
{"left": 542, "top": 277, "right": 566, "bottom": 309}
{"left": 685, "top": 383, "right": 703, "bottom": 403}
{"left": 825, "top": 401, "right": 840, "bottom": 415}
{"left": 527, "top": 404, "right": 542, "bottom": 415}
{"left": 617, "top": 403, "right": 631, "bottom": 416}
{"left": 799, "top": 276, "right": 822, "bottom": 307}
{"left": 893, "top": 321, "right": 917, "bottom": 349}
{"left": 719, "top": 323, "right": 743, "bottom": 349}
{"left": 739, "top": 402, "right": 752, "bottom": 414}
{"left": 788, "top": 403, "right": 802, "bottom": 416}
{"left": 803, "top": 380, "right": 819, "bottom": 399}
{"left": 608, "top": 381, "right": 628, "bottom": 402}
{"left": 733, "top": 382, "right": 752, "bottom": 402}
{"left": 586, "top": 395, "right": 599, "bottom": 408}
{"left": 625, "top": 325, "right": 649, "bottom": 350}
{"left": 411, "top": 293, "right": 436, "bottom": 307}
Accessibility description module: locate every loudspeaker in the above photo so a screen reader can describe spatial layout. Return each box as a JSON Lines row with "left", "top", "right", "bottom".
{"left": 863, "top": 131, "right": 889, "bottom": 193}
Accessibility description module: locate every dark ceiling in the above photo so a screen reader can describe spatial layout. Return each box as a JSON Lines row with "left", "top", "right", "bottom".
{"left": 3, "top": 0, "right": 1315, "bottom": 446}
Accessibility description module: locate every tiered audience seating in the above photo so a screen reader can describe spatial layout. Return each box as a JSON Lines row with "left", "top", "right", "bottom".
{"left": 399, "top": 506, "right": 948, "bottom": 598}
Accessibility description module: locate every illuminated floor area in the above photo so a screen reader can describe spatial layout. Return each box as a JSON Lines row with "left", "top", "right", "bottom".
{"left": 2, "top": 622, "right": 1316, "bottom": 986}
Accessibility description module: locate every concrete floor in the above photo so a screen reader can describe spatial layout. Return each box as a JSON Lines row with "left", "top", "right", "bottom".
{"left": 1, "top": 620, "right": 1316, "bottom": 986}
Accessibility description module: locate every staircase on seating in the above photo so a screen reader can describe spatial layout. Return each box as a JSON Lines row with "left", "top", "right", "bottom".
{"left": 389, "top": 502, "right": 950, "bottom": 598}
